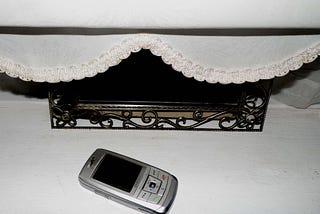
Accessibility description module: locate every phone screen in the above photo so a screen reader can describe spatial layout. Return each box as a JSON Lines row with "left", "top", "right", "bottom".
{"left": 92, "top": 154, "right": 142, "bottom": 192}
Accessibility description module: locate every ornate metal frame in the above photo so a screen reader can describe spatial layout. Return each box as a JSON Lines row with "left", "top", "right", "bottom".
{"left": 49, "top": 80, "right": 272, "bottom": 131}
{"left": 48, "top": 50, "right": 272, "bottom": 131}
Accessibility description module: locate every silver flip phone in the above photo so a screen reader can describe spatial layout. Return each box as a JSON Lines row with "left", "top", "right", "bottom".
{"left": 78, "top": 149, "right": 178, "bottom": 214}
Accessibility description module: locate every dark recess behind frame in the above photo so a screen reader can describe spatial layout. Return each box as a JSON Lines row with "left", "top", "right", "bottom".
{"left": 58, "top": 49, "right": 244, "bottom": 106}
{"left": 49, "top": 49, "right": 273, "bottom": 131}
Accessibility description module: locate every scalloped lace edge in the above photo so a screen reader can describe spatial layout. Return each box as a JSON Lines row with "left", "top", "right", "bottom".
{"left": 0, "top": 34, "right": 319, "bottom": 84}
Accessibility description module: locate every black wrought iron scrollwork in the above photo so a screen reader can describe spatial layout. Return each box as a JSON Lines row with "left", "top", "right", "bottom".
{"left": 218, "top": 83, "right": 270, "bottom": 131}
{"left": 49, "top": 92, "right": 78, "bottom": 128}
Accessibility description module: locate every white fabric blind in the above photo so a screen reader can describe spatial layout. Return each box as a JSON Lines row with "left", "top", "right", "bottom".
{"left": 0, "top": 33, "right": 319, "bottom": 83}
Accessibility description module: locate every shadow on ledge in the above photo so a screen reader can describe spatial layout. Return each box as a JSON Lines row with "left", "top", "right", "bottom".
{"left": 272, "top": 57, "right": 320, "bottom": 108}
{"left": 0, "top": 73, "right": 50, "bottom": 99}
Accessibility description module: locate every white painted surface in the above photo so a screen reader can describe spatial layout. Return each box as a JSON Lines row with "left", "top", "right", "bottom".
{"left": 0, "top": 99, "right": 320, "bottom": 214}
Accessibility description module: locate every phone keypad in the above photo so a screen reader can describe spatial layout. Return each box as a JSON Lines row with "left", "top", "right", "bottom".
{"left": 149, "top": 168, "right": 159, "bottom": 177}
{"left": 148, "top": 193, "right": 162, "bottom": 204}
{"left": 137, "top": 167, "right": 169, "bottom": 204}
{"left": 143, "top": 176, "right": 161, "bottom": 194}
{"left": 138, "top": 190, "right": 151, "bottom": 201}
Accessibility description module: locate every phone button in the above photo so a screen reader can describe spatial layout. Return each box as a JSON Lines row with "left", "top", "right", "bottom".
{"left": 158, "top": 172, "right": 168, "bottom": 186}
{"left": 138, "top": 191, "right": 151, "bottom": 201}
{"left": 158, "top": 184, "right": 166, "bottom": 196}
{"left": 143, "top": 176, "right": 161, "bottom": 194}
{"left": 150, "top": 168, "right": 159, "bottom": 177}
{"left": 148, "top": 194, "right": 162, "bottom": 204}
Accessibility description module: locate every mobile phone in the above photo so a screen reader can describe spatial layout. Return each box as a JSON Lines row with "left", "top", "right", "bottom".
{"left": 78, "top": 148, "right": 178, "bottom": 214}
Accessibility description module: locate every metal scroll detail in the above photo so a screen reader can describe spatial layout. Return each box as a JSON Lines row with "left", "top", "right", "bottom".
{"left": 49, "top": 81, "right": 271, "bottom": 131}
{"left": 219, "top": 97, "right": 266, "bottom": 130}
{"left": 86, "top": 109, "right": 230, "bottom": 130}
{"left": 218, "top": 83, "right": 270, "bottom": 131}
